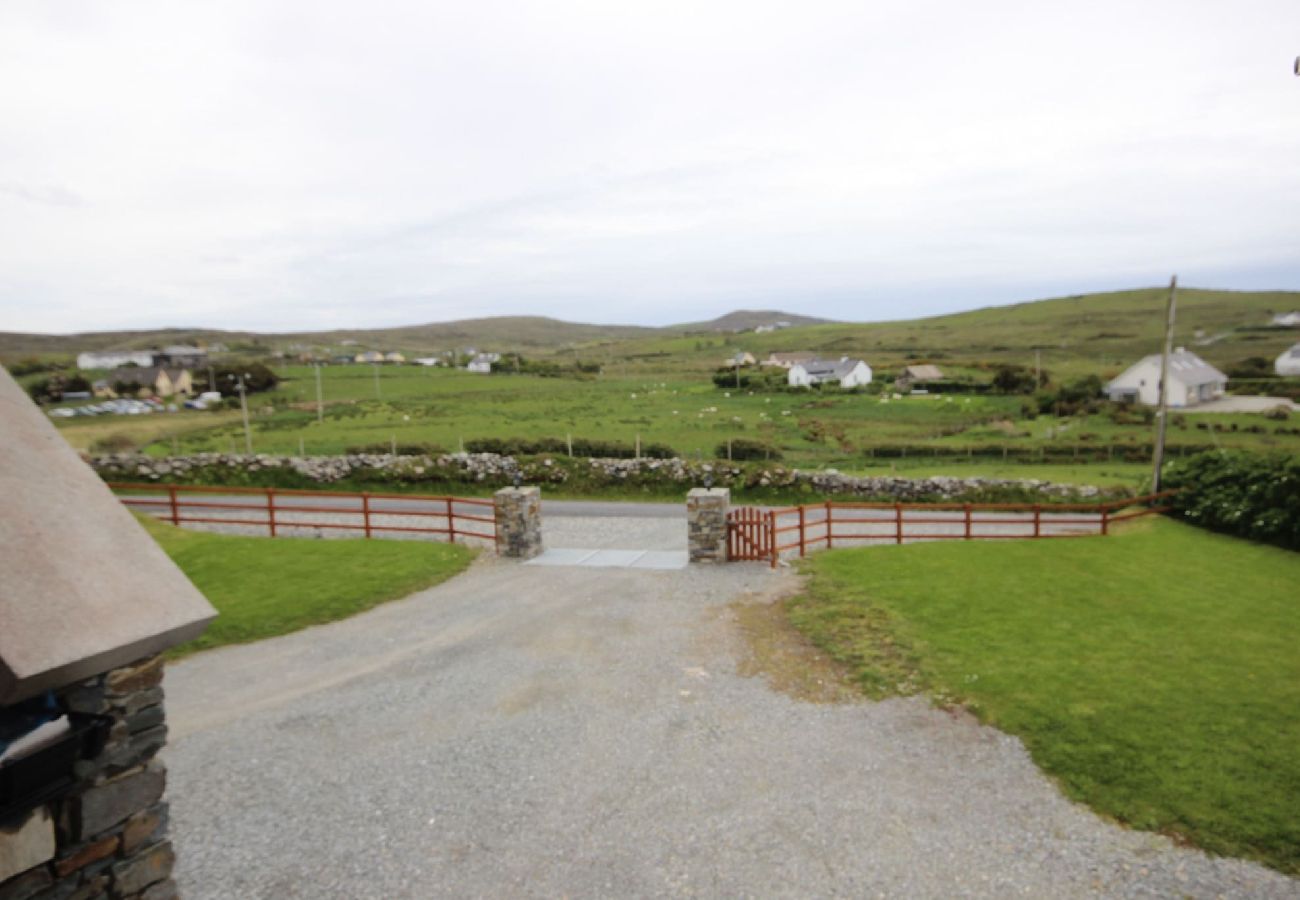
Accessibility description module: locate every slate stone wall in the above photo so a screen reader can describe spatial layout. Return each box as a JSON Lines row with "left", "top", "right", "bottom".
{"left": 0, "top": 656, "right": 178, "bottom": 900}
{"left": 687, "top": 488, "right": 729, "bottom": 563}
{"left": 494, "top": 487, "right": 542, "bottom": 559}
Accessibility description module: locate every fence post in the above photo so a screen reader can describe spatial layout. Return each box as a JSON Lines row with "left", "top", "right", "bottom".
{"left": 167, "top": 485, "right": 179, "bottom": 526}
{"left": 964, "top": 503, "right": 971, "bottom": 540}
{"left": 798, "top": 505, "right": 806, "bottom": 557}
{"left": 362, "top": 492, "right": 372, "bottom": 539}
{"left": 267, "top": 488, "right": 277, "bottom": 538}
{"left": 895, "top": 502, "right": 903, "bottom": 544}
{"left": 1033, "top": 504, "right": 1041, "bottom": 538}
{"left": 446, "top": 497, "right": 456, "bottom": 544}
{"left": 824, "top": 499, "right": 833, "bottom": 548}
{"left": 769, "top": 510, "right": 778, "bottom": 568}
{"left": 1101, "top": 503, "right": 1110, "bottom": 537}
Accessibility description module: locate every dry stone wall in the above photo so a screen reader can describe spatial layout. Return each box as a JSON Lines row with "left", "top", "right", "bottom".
{"left": 89, "top": 452, "right": 1106, "bottom": 502}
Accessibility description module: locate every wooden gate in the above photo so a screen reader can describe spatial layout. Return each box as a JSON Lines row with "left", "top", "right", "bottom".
{"left": 727, "top": 507, "right": 773, "bottom": 561}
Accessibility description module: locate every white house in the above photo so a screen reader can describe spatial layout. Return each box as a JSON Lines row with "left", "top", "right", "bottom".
{"left": 466, "top": 354, "right": 494, "bottom": 374}
{"left": 1106, "top": 349, "right": 1228, "bottom": 407}
{"left": 1270, "top": 311, "right": 1300, "bottom": 327}
{"left": 788, "top": 357, "right": 872, "bottom": 389}
{"left": 1276, "top": 343, "right": 1300, "bottom": 377}
{"left": 355, "top": 350, "right": 384, "bottom": 364}
{"left": 77, "top": 350, "right": 155, "bottom": 370}
{"left": 412, "top": 357, "right": 442, "bottom": 367}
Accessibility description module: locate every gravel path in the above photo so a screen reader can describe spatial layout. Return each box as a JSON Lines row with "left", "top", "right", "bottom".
{"left": 162, "top": 524, "right": 1298, "bottom": 898}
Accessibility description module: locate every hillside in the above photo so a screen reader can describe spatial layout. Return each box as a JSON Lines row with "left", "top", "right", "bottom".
{"left": 3, "top": 289, "right": 1297, "bottom": 379}
{"left": 677, "top": 310, "right": 835, "bottom": 332}
{"left": 0, "top": 316, "right": 657, "bottom": 358}
{"left": 599, "top": 287, "right": 1300, "bottom": 379}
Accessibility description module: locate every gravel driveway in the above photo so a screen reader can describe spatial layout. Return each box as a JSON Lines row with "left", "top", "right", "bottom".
{"left": 161, "top": 518, "right": 1297, "bottom": 899}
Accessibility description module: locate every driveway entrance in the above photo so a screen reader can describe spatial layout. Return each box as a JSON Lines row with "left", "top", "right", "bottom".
{"left": 527, "top": 500, "right": 689, "bottom": 570}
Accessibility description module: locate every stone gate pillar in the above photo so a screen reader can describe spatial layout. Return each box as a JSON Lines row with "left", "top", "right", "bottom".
{"left": 687, "top": 487, "right": 729, "bottom": 563}
{"left": 493, "top": 486, "right": 542, "bottom": 559}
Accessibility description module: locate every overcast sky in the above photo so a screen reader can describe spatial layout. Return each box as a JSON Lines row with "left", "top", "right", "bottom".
{"left": 2, "top": 1, "right": 1298, "bottom": 334}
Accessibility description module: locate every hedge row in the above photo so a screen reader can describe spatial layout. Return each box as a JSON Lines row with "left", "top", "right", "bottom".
{"left": 463, "top": 436, "right": 677, "bottom": 459}
{"left": 1164, "top": 451, "right": 1300, "bottom": 551}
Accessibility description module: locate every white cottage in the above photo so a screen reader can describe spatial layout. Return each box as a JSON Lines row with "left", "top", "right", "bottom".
{"left": 1276, "top": 343, "right": 1300, "bottom": 377}
{"left": 1106, "top": 349, "right": 1227, "bottom": 407}
{"left": 466, "top": 354, "right": 494, "bottom": 374}
{"left": 788, "top": 357, "right": 872, "bottom": 389}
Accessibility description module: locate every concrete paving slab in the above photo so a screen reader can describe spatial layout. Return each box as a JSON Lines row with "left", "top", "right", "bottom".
{"left": 525, "top": 548, "right": 600, "bottom": 567}
{"left": 577, "top": 549, "right": 648, "bottom": 568}
{"left": 628, "top": 551, "right": 689, "bottom": 570}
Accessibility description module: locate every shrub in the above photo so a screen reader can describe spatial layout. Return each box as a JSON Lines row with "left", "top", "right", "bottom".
{"left": 345, "top": 442, "right": 446, "bottom": 456}
{"left": 715, "top": 438, "right": 783, "bottom": 461}
{"left": 464, "top": 436, "right": 677, "bottom": 459}
{"left": 1163, "top": 451, "right": 1300, "bottom": 551}
{"left": 991, "top": 365, "right": 1042, "bottom": 394}
{"left": 210, "top": 362, "right": 279, "bottom": 397}
{"left": 1263, "top": 405, "right": 1291, "bottom": 421}
{"left": 89, "top": 433, "right": 138, "bottom": 454}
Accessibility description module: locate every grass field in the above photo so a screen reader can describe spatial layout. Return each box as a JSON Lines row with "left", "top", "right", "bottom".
{"left": 788, "top": 518, "right": 1300, "bottom": 873}
{"left": 53, "top": 364, "right": 1299, "bottom": 480}
{"left": 140, "top": 516, "right": 475, "bottom": 656}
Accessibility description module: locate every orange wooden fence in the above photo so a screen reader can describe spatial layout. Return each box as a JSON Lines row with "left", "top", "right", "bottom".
{"left": 729, "top": 491, "right": 1178, "bottom": 567}
{"left": 108, "top": 482, "right": 496, "bottom": 544}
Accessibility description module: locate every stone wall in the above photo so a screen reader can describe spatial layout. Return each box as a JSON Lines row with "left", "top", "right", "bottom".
{"left": 493, "top": 487, "right": 542, "bottom": 559}
{"left": 0, "top": 656, "right": 177, "bottom": 900}
{"left": 687, "top": 488, "right": 729, "bottom": 563}
{"left": 89, "top": 452, "right": 1108, "bottom": 502}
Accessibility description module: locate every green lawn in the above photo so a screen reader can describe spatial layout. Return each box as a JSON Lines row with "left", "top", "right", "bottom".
{"left": 789, "top": 518, "right": 1300, "bottom": 874}
{"left": 140, "top": 516, "right": 475, "bottom": 656}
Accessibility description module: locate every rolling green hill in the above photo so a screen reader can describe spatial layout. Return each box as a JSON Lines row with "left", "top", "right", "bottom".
{"left": 597, "top": 287, "right": 1300, "bottom": 380}
{"left": 3, "top": 289, "right": 1297, "bottom": 383}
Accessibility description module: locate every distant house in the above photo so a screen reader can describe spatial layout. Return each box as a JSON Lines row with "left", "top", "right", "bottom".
{"left": 355, "top": 350, "right": 385, "bottom": 364}
{"left": 466, "top": 354, "right": 494, "bottom": 374}
{"left": 1276, "top": 343, "right": 1300, "bottom": 377}
{"left": 156, "top": 345, "right": 208, "bottom": 368}
{"left": 384, "top": 351, "right": 406, "bottom": 364}
{"left": 412, "top": 357, "right": 442, "bottom": 367}
{"left": 788, "top": 357, "right": 872, "bottom": 389}
{"left": 76, "top": 351, "right": 155, "bottom": 370}
{"left": 763, "top": 351, "right": 818, "bottom": 369}
{"left": 103, "top": 366, "right": 194, "bottom": 398}
{"left": 896, "top": 364, "right": 944, "bottom": 391}
{"left": 723, "top": 351, "right": 756, "bottom": 367}
{"left": 1106, "top": 349, "right": 1227, "bottom": 407}
{"left": 1270, "top": 311, "right": 1300, "bottom": 327}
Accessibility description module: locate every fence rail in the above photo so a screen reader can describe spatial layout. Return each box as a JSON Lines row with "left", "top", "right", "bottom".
{"left": 729, "top": 491, "right": 1178, "bottom": 567}
{"left": 109, "top": 482, "right": 496, "bottom": 545}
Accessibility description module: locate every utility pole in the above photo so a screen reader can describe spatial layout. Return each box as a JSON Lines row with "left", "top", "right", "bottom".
{"left": 314, "top": 364, "right": 324, "bottom": 423}
{"left": 1151, "top": 275, "right": 1178, "bottom": 491}
{"left": 230, "top": 373, "right": 253, "bottom": 454}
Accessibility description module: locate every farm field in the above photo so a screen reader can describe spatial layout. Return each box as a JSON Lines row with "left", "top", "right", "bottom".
{"left": 139, "top": 514, "right": 474, "bottom": 657}
{"left": 55, "top": 363, "right": 1300, "bottom": 477}
{"left": 788, "top": 517, "right": 1300, "bottom": 874}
